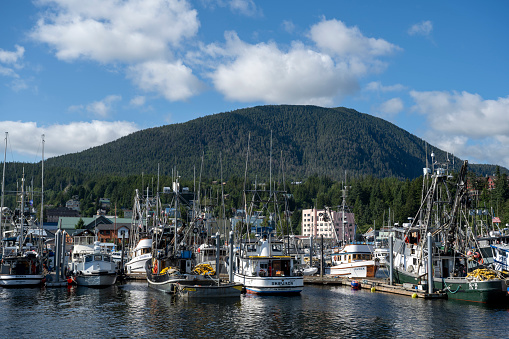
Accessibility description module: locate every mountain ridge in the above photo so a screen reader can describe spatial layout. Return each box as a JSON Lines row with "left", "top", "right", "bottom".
{"left": 43, "top": 105, "right": 504, "bottom": 180}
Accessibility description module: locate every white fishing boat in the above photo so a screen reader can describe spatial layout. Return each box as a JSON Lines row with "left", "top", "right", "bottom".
{"left": 231, "top": 236, "right": 304, "bottom": 295}
{"left": 125, "top": 238, "right": 152, "bottom": 275}
{"left": 328, "top": 243, "right": 379, "bottom": 278}
{"left": 71, "top": 241, "right": 117, "bottom": 287}
{"left": 126, "top": 188, "right": 154, "bottom": 278}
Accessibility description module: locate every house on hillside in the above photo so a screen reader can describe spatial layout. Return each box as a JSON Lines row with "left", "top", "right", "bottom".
{"left": 66, "top": 196, "right": 80, "bottom": 212}
{"left": 57, "top": 215, "right": 132, "bottom": 245}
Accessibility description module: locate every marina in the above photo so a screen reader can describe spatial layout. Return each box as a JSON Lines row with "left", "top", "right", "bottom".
{"left": 0, "top": 280, "right": 508, "bottom": 338}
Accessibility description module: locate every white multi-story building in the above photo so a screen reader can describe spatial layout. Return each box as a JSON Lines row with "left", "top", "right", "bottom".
{"left": 301, "top": 208, "right": 356, "bottom": 243}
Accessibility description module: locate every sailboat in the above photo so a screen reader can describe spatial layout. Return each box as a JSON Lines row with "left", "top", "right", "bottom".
{"left": 392, "top": 157, "right": 508, "bottom": 303}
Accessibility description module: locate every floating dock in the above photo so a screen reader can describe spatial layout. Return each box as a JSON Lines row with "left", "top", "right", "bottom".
{"left": 304, "top": 276, "right": 447, "bottom": 299}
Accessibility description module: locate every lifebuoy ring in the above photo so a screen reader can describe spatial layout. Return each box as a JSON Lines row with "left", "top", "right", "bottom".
{"left": 479, "top": 258, "right": 484, "bottom": 264}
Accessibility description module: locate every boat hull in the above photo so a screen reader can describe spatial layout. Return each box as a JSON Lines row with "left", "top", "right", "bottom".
{"left": 233, "top": 273, "right": 303, "bottom": 295}
{"left": 178, "top": 283, "right": 243, "bottom": 298}
{"left": 392, "top": 268, "right": 508, "bottom": 303}
{"left": 435, "top": 277, "right": 508, "bottom": 304}
{"left": 0, "top": 274, "right": 44, "bottom": 287}
{"left": 125, "top": 253, "right": 151, "bottom": 275}
{"left": 327, "top": 262, "right": 378, "bottom": 278}
{"left": 75, "top": 273, "right": 117, "bottom": 287}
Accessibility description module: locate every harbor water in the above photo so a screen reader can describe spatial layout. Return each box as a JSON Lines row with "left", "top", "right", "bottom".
{"left": 1, "top": 281, "right": 508, "bottom": 338}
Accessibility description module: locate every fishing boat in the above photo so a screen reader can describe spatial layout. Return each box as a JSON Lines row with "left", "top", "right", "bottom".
{"left": 0, "top": 171, "right": 45, "bottom": 287}
{"left": 125, "top": 189, "right": 153, "bottom": 278}
{"left": 0, "top": 134, "right": 46, "bottom": 287}
{"left": 230, "top": 235, "right": 304, "bottom": 295}
{"left": 146, "top": 178, "right": 213, "bottom": 293}
{"left": 125, "top": 238, "right": 152, "bottom": 275}
{"left": 0, "top": 248, "right": 44, "bottom": 286}
{"left": 328, "top": 243, "right": 379, "bottom": 278}
{"left": 69, "top": 236, "right": 117, "bottom": 287}
{"left": 392, "top": 158, "right": 508, "bottom": 303}
{"left": 71, "top": 243, "right": 117, "bottom": 287}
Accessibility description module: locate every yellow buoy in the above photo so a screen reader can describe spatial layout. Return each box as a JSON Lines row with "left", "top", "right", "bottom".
{"left": 412, "top": 293, "right": 418, "bottom": 298}
{"left": 371, "top": 287, "right": 376, "bottom": 293}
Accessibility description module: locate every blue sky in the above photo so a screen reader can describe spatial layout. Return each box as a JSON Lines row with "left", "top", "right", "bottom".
{"left": 1, "top": 1, "right": 508, "bottom": 169}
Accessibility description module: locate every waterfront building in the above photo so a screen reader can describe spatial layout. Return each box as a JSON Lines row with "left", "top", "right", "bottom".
{"left": 301, "top": 208, "right": 355, "bottom": 242}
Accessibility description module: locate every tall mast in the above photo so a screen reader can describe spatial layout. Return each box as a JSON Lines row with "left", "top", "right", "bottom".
{"left": 220, "top": 151, "right": 225, "bottom": 236}
{"left": 40, "top": 134, "right": 45, "bottom": 254}
{"left": 269, "top": 130, "right": 272, "bottom": 197}
{"left": 0, "top": 132, "right": 7, "bottom": 241}
{"left": 20, "top": 168, "right": 25, "bottom": 248}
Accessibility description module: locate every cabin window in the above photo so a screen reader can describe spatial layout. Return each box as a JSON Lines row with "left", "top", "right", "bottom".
{"left": 85, "top": 255, "right": 93, "bottom": 263}
{"left": 94, "top": 255, "right": 102, "bottom": 261}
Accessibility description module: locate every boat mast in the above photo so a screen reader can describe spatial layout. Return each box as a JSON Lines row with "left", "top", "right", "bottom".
{"left": 20, "top": 168, "right": 25, "bottom": 250}
{"left": 243, "top": 133, "right": 250, "bottom": 242}
{"left": 0, "top": 132, "right": 7, "bottom": 241}
{"left": 220, "top": 152, "right": 226, "bottom": 237}
{"left": 39, "top": 134, "right": 45, "bottom": 256}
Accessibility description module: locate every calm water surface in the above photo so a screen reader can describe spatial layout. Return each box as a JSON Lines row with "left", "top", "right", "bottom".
{"left": 1, "top": 280, "right": 508, "bottom": 338}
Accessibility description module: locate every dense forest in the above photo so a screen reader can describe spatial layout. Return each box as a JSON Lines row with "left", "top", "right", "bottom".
{"left": 2, "top": 105, "right": 508, "bottom": 235}
{"left": 2, "top": 161, "right": 509, "bottom": 236}
{"left": 42, "top": 105, "right": 503, "bottom": 180}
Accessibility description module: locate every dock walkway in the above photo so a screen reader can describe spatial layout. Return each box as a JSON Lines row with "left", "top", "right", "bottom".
{"left": 304, "top": 275, "right": 447, "bottom": 299}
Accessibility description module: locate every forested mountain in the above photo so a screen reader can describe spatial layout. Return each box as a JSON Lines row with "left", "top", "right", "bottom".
{"left": 42, "top": 105, "right": 492, "bottom": 181}
{"left": 2, "top": 105, "right": 508, "bottom": 232}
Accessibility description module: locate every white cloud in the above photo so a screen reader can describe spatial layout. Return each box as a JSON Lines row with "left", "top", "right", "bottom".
{"left": 282, "top": 20, "right": 295, "bottom": 34}
{"left": 309, "top": 18, "right": 401, "bottom": 58}
{"left": 206, "top": 20, "right": 400, "bottom": 105}
{"left": 0, "top": 120, "right": 139, "bottom": 159}
{"left": 366, "top": 81, "right": 406, "bottom": 92}
{"left": 410, "top": 90, "right": 509, "bottom": 137}
{"left": 31, "top": 0, "right": 199, "bottom": 63}
{"left": 0, "top": 65, "right": 19, "bottom": 78}
{"left": 411, "top": 90, "right": 509, "bottom": 167}
{"left": 200, "top": 0, "right": 260, "bottom": 16}
{"left": 228, "top": 0, "right": 260, "bottom": 16}
{"left": 86, "top": 95, "right": 122, "bottom": 117}
{"left": 128, "top": 60, "right": 204, "bottom": 101}
{"left": 30, "top": 0, "right": 204, "bottom": 102}
{"left": 0, "top": 45, "right": 25, "bottom": 64}
{"left": 208, "top": 33, "right": 357, "bottom": 105}
{"left": 0, "top": 46, "right": 25, "bottom": 85}
{"left": 379, "top": 98, "right": 403, "bottom": 116}
{"left": 130, "top": 95, "right": 146, "bottom": 107}
{"left": 408, "top": 21, "right": 433, "bottom": 36}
